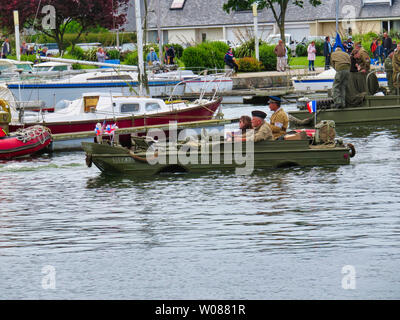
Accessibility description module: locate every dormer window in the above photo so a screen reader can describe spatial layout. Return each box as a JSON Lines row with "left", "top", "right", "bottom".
{"left": 170, "top": 0, "right": 186, "bottom": 10}
{"left": 362, "top": 0, "right": 392, "bottom": 5}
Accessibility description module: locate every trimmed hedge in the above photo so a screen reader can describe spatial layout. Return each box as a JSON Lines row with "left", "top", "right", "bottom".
{"left": 259, "top": 44, "right": 277, "bottom": 71}
{"left": 181, "top": 41, "right": 229, "bottom": 71}
{"left": 295, "top": 44, "right": 307, "bottom": 57}
{"left": 237, "top": 57, "right": 263, "bottom": 72}
{"left": 25, "top": 32, "right": 137, "bottom": 47}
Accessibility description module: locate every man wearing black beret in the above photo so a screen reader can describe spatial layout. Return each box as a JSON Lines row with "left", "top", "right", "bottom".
{"left": 249, "top": 110, "right": 273, "bottom": 142}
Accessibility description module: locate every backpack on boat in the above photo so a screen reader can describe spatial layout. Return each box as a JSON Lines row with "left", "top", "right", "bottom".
{"left": 314, "top": 120, "right": 336, "bottom": 144}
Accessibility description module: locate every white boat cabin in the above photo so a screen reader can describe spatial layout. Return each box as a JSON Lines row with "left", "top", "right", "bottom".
{"left": 19, "top": 92, "right": 190, "bottom": 123}
{"left": 32, "top": 61, "right": 73, "bottom": 72}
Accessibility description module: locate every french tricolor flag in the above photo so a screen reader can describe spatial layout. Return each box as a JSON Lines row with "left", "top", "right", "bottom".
{"left": 307, "top": 101, "right": 317, "bottom": 113}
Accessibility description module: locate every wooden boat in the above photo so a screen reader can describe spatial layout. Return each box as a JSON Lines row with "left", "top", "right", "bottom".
{"left": 82, "top": 134, "right": 355, "bottom": 176}
{"left": 0, "top": 125, "right": 52, "bottom": 160}
{"left": 289, "top": 94, "right": 400, "bottom": 126}
{"left": 5, "top": 70, "right": 186, "bottom": 109}
{"left": 9, "top": 92, "right": 222, "bottom": 135}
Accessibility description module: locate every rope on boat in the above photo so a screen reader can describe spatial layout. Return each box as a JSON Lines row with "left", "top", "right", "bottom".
{"left": 288, "top": 114, "right": 314, "bottom": 126}
{"left": 11, "top": 125, "right": 51, "bottom": 144}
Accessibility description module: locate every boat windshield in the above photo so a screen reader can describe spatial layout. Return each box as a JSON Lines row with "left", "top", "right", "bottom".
{"left": 16, "top": 64, "right": 33, "bottom": 71}
{"left": 33, "top": 66, "right": 52, "bottom": 72}
{"left": 0, "top": 65, "right": 11, "bottom": 71}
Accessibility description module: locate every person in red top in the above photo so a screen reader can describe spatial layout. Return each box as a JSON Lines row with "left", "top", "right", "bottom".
{"left": 370, "top": 38, "right": 378, "bottom": 61}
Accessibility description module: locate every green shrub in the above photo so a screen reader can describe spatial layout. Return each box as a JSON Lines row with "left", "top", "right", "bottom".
{"left": 83, "top": 47, "right": 98, "bottom": 61}
{"left": 181, "top": 41, "right": 228, "bottom": 71}
{"left": 106, "top": 49, "right": 121, "bottom": 60}
{"left": 26, "top": 32, "right": 137, "bottom": 49}
{"left": 259, "top": 44, "right": 277, "bottom": 71}
{"left": 65, "top": 45, "right": 85, "bottom": 60}
{"left": 19, "top": 54, "right": 38, "bottom": 63}
{"left": 181, "top": 47, "right": 208, "bottom": 71}
{"left": 237, "top": 57, "right": 263, "bottom": 72}
{"left": 295, "top": 44, "right": 307, "bottom": 57}
{"left": 235, "top": 38, "right": 265, "bottom": 58}
{"left": 123, "top": 51, "right": 139, "bottom": 66}
{"left": 314, "top": 40, "right": 324, "bottom": 56}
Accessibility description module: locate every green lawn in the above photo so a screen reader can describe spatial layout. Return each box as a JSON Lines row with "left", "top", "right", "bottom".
{"left": 289, "top": 56, "right": 325, "bottom": 69}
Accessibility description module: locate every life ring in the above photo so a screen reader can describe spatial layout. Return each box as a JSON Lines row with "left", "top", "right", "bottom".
{"left": 347, "top": 143, "right": 356, "bottom": 158}
{"left": 85, "top": 154, "right": 92, "bottom": 167}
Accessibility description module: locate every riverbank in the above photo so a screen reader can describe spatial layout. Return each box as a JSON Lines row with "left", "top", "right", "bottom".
{"left": 232, "top": 67, "right": 325, "bottom": 90}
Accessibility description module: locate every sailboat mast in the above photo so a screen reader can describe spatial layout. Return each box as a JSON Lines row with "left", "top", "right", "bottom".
{"left": 135, "top": 0, "right": 145, "bottom": 96}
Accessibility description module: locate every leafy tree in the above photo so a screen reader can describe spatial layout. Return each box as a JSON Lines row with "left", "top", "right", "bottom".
{"left": 223, "top": 0, "right": 322, "bottom": 45}
{"left": 0, "top": 0, "right": 129, "bottom": 53}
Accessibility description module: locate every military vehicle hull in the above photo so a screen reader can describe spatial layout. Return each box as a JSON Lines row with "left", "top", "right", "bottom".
{"left": 82, "top": 139, "right": 354, "bottom": 176}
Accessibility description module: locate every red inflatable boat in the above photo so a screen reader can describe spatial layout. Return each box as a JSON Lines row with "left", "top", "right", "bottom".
{"left": 0, "top": 126, "right": 52, "bottom": 160}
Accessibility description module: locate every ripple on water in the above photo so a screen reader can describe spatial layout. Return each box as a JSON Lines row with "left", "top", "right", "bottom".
{"left": 1, "top": 105, "right": 400, "bottom": 298}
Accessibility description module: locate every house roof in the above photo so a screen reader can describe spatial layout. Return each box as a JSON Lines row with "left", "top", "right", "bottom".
{"left": 141, "top": 0, "right": 400, "bottom": 30}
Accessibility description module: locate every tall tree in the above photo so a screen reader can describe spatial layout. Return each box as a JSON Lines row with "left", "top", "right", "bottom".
{"left": 223, "top": 0, "right": 322, "bottom": 45}
{"left": 0, "top": 0, "right": 130, "bottom": 53}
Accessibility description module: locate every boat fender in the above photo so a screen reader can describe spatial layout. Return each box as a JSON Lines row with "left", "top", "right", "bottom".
{"left": 85, "top": 154, "right": 92, "bottom": 167}
{"left": 347, "top": 143, "right": 356, "bottom": 158}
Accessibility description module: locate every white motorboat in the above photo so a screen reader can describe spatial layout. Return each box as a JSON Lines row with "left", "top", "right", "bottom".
{"left": 292, "top": 68, "right": 388, "bottom": 91}
{"left": 5, "top": 69, "right": 186, "bottom": 109}
{"left": 0, "top": 59, "right": 34, "bottom": 80}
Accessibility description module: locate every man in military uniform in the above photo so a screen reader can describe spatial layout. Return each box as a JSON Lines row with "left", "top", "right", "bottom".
{"left": 330, "top": 47, "right": 351, "bottom": 108}
{"left": 355, "top": 43, "right": 370, "bottom": 73}
{"left": 248, "top": 110, "right": 273, "bottom": 142}
{"left": 384, "top": 50, "right": 395, "bottom": 94}
{"left": 268, "top": 96, "right": 288, "bottom": 139}
{"left": 392, "top": 44, "right": 400, "bottom": 90}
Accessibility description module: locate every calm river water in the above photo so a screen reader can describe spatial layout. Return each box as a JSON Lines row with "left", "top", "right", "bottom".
{"left": 0, "top": 102, "right": 399, "bottom": 299}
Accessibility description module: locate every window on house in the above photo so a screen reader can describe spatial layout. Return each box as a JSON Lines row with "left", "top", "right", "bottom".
{"left": 202, "top": 33, "right": 207, "bottom": 42}
{"left": 363, "top": 0, "right": 392, "bottom": 5}
{"left": 170, "top": 0, "right": 186, "bottom": 10}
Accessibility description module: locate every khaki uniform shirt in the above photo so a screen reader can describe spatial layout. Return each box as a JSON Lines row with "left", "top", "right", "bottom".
{"left": 250, "top": 122, "right": 273, "bottom": 142}
{"left": 270, "top": 108, "right": 289, "bottom": 139}
{"left": 358, "top": 48, "right": 371, "bottom": 73}
{"left": 330, "top": 50, "right": 351, "bottom": 71}
{"left": 392, "top": 51, "right": 400, "bottom": 86}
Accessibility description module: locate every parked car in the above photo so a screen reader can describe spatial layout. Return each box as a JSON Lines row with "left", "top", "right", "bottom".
{"left": 76, "top": 42, "right": 101, "bottom": 51}
{"left": 216, "top": 39, "right": 240, "bottom": 49}
{"left": 43, "top": 43, "right": 60, "bottom": 56}
{"left": 299, "top": 36, "right": 326, "bottom": 46}
{"left": 121, "top": 43, "right": 136, "bottom": 53}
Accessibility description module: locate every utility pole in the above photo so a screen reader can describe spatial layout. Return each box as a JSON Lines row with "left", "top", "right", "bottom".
{"left": 253, "top": 3, "right": 259, "bottom": 61}
{"left": 336, "top": 0, "right": 339, "bottom": 34}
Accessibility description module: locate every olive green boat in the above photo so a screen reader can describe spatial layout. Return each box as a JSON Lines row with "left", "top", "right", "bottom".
{"left": 289, "top": 95, "right": 400, "bottom": 126}
{"left": 82, "top": 133, "right": 355, "bottom": 176}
